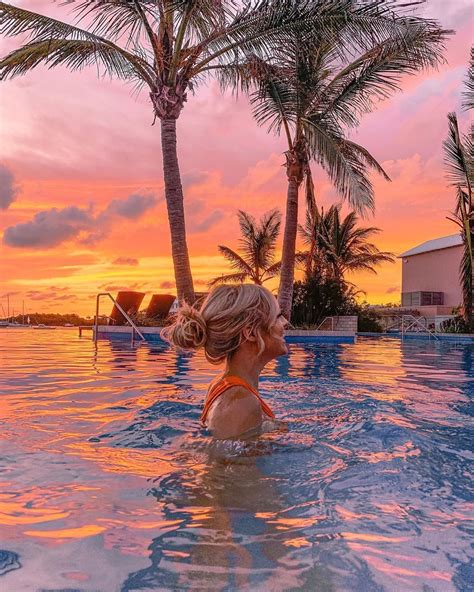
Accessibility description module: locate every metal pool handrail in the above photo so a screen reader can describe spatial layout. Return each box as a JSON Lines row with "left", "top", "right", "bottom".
{"left": 316, "top": 316, "right": 335, "bottom": 331}
{"left": 94, "top": 293, "right": 146, "bottom": 345}
{"left": 401, "top": 314, "right": 439, "bottom": 340}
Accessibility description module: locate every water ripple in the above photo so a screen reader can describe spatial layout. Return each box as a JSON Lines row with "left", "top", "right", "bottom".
{"left": 0, "top": 329, "right": 472, "bottom": 591}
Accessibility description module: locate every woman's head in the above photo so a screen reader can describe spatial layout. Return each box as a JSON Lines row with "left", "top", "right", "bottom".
{"left": 161, "top": 284, "right": 287, "bottom": 364}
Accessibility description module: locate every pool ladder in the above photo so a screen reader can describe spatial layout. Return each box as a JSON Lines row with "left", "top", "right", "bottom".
{"left": 401, "top": 315, "right": 439, "bottom": 340}
{"left": 94, "top": 292, "right": 146, "bottom": 346}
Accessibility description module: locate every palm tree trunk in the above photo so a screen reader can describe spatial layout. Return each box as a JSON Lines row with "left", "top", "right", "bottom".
{"left": 470, "top": 223, "right": 474, "bottom": 329}
{"left": 160, "top": 117, "right": 195, "bottom": 303}
{"left": 305, "top": 239, "right": 316, "bottom": 282}
{"left": 462, "top": 221, "right": 474, "bottom": 329}
{"left": 278, "top": 176, "right": 300, "bottom": 319}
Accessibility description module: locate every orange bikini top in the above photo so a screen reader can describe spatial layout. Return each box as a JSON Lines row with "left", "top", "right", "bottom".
{"left": 200, "top": 375, "right": 275, "bottom": 425}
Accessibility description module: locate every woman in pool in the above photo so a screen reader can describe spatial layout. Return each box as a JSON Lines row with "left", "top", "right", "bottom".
{"left": 162, "top": 284, "right": 288, "bottom": 439}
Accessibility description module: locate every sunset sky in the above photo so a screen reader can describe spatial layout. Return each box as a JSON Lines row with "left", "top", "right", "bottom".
{"left": 1, "top": 0, "right": 473, "bottom": 317}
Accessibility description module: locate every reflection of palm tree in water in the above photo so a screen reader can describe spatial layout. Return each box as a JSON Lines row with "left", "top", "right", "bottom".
{"left": 121, "top": 447, "right": 335, "bottom": 591}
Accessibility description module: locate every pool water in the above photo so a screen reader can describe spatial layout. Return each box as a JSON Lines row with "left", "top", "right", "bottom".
{"left": 0, "top": 329, "right": 473, "bottom": 592}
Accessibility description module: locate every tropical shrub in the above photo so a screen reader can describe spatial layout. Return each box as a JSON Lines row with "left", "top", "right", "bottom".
{"left": 439, "top": 309, "right": 471, "bottom": 334}
{"left": 291, "top": 277, "right": 383, "bottom": 331}
{"left": 355, "top": 303, "right": 384, "bottom": 333}
{"left": 291, "top": 277, "right": 356, "bottom": 328}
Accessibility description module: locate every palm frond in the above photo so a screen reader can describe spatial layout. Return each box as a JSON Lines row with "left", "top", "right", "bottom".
{"left": 216, "top": 209, "right": 282, "bottom": 285}
{"left": 237, "top": 209, "right": 257, "bottom": 240}
{"left": 194, "top": 0, "right": 356, "bottom": 75}
{"left": 462, "top": 46, "right": 474, "bottom": 112}
{"left": 343, "top": 140, "right": 390, "bottom": 182}
{"left": 236, "top": 209, "right": 258, "bottom": 263}
{"left": 193, "top": 0, "right": 307, "bottom": 73}
{"left": 260, "top": 259, "right": 281, "bottom": 282}
{"left": 344, "top": 2, "right": 451, "bottom": 58}
{"left": 197, "top": 0, "right": 449, "bottom": 76}
{"left": 248, "top": 59, "right": 296, "bottom": 142}
{"left": 209, "top": 271, "right": 249, "bottom": 286}
{"left": 453, "top": 186, "right": 472, "bottom": 221}
{"left": 302, "top": 117, "right": 375, "bottom": 215}
{"left": 301, "top": 201, "right": 394, "bottom": 280}
{"left": 255, "top": 209, "right": 281, "bottom": 270}
{"left": 209, "top": 55, "right": 263, "bottom": 95}
{"left": 217, "top": 244, "right": 254, "bottom": 276}
{"left": 61, "top": 0, "right": 158, "bottom": 48}
{"left": 0, "top": 37, "right": 151, "bottom": 82}
{"left": 170, "top": 0, "right": 227, "bottom": 45}
{"left": 0, "top": 2, "right": 154, "bottom": 83}
{"left": 320, "top": 21, "right": 450, "bottom": 127}
{"left": 259, "top": 208, "right": 281, "bottom": 245}
{"left": 443, "top": 113, "right": 472, "bottom": 193}
{"left": 0, "top": 1, "right": 106, "bottom": 42}
{"left": 342, "top": 250, "right": 395, "bottom": 274}
{"left": 294, "top": 250, "right": 309, "bottom": 264}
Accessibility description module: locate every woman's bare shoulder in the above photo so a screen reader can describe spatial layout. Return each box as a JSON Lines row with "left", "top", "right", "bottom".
{"left": 207, "top": 386, "right": 262, "bottom": 439}
{"left": 214, "top": 385, "right": 260, "bottom": 411}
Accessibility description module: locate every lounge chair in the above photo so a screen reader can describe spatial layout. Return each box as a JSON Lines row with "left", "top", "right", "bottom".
{"left": 109, "top": 291, "right": 145, "bottom": 325}
{"left": 146, "top": 294, "right": 176, "bottom": 323}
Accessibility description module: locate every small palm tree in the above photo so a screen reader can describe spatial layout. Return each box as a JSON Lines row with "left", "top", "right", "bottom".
{"left": 231, "top": 4, "right": 450, "bottom": 317}
{"left": 210, "top": 209, "right": 281, "bottom": 286}
{"left": 443, "top": 72, "right": 473, "bottom": 328}
{"left": 299, "top": 202, "right": 395, "bottom": 285}
{"left": 0, "top": 0, "right": 343, "bottom": 304}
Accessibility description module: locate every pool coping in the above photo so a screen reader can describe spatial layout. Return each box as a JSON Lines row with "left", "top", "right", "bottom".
{"left": 90, "top": 326, "right": 357, "bottom": 344}
{"left": 82, "top": 326, "right": 474, "bottom": 344}
{"left": 358, "top": 331, "right": 474, "bottom": 342}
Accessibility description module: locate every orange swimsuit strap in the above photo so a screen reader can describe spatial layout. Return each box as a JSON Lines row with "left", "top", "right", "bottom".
{"left": 200, "top": 375, "right": 275, "bottom": 425}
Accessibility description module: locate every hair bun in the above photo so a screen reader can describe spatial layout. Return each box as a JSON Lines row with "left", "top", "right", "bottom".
{"left": 162, "top": 304, "right": 207, "bottom": 350}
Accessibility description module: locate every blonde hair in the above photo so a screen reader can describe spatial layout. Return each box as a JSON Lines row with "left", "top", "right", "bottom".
{"left": 161, "top": 284, "right": 279, "bottom": 364}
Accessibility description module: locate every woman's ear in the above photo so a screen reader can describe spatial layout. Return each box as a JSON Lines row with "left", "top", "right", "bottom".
{"left": 242, "top": 325, "right": 257, "bottom": 342}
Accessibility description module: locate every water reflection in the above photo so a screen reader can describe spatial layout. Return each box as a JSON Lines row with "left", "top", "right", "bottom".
{"left": 122, "top": 447, "right": 337, "bottom": 592}
{"left": 340, "top": 337, "right": 406, "bottom": 389}
{"left": 276, "top": 343, "right": 346, "bottom": 381}
{"left": 0, "top": 330, "right": 472, "bottom": 591}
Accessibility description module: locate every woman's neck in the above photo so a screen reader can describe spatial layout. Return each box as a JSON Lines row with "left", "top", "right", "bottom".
{"left": 223, "top": 347, "right": 265, "bottom": 391}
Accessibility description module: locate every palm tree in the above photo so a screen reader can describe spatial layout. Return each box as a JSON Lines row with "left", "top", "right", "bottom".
{"left": 462, "top": 47, "right": 474, "bottom": 112}
{"left": 210, "top": 209, "right": 281, "bottom": 286}
{"left": 0, "top": 0, "right": 390, "bottom": 304}
{"left": 299, "top": 202, "right": 395, "bottom": 285}
{"left": 443, "top": 111, "right": 473, "bottom": 328}
{"left": 443, "top": 47, "right": 474, "bottom": 329}
{"left": 233, "top": 4, "right": 449, "bottom": 317}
